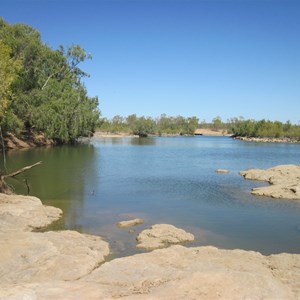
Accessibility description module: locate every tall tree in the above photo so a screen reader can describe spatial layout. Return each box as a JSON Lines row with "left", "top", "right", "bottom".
{"left": 0, "top": 18, "right": 100, "bottom": 143}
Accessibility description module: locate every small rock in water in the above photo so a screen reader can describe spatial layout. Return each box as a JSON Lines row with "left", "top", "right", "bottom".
{"left": 136, "top": 224, "right": 195, "bottom": 250}
{"left": 117, "top": 218, "right": 144, "bottom": 228}
{"left": 216, "top": 169, "right": 230, "bottom": 174}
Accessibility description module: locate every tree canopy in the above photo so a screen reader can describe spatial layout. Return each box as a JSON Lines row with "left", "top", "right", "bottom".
{"left": 99, "top": 114, "right": 199, "bottom": 137}
{"left": 0, "top": 18, "right": 100, "bottom": 144}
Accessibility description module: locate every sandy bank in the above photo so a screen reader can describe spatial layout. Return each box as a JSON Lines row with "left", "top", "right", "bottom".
{"left": 93, "top": 131, "right": 138, "bottom": 138}
{"left": 95, "top": 129, "right": 231, "bottom": 138}
{"left": 1, "top": 193, "right": 300, "bottom": 299}
{"left": 194, "top": 128, "right": 231, "bottom": 136}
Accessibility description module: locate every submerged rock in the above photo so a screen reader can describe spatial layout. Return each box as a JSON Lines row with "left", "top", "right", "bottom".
{"left": 240, "top": 164, "right": 300, "bottom": 200}
{"left": 117, "top": 218, "right": 144, "bottom": 228}
{"left": 136, "top": 224, "right": 195, "bottom": 249}
{"left": 216, "top": 169, "right": 230, "bottom": 174}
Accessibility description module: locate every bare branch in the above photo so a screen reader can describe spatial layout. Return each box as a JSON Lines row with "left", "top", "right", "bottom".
{"left": 41, "top": 73, "right": 55, "bottom": 90}
{"left": 4, "top": 161, "right": 42, "bottom": 178}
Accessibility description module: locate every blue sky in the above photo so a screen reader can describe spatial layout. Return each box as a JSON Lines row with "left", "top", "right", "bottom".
{"left": 1, "top": 0, "right": 300, "bottom": 123}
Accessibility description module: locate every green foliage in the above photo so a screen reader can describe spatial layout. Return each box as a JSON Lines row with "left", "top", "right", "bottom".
{"left": 0, "top": 18, "right": 100, "bottom": 143}
{"left": 131, "top": 116, "right": 157, "bottom": 137}
{"left": 212, "top": 116, "right": 223, "bottom": 130}
{"left": 229, "top": 117, "right": 300, "bottom": 139}
{"left": 98, "top": 114, "right": 199, "bottom": 137}
{"left": 0, "top": 41, "right": 21, "bottom": 119}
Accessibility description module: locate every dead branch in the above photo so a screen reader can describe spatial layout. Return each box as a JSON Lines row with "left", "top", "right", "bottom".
{"left": 3, "top": 161, "right": 42, "bottom": 178}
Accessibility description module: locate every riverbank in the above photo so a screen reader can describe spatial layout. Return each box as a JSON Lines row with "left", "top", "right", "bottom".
{"left": 1, "top": 187, "right": 300, "bottom": 299}
{"left": 1, "top": 131, "right": 54, "bottom": 151}
{"left": 94, "top": 128, "right": 231, "bottom": 138}
{"left": 234, "top": 136, "right": 300, "bottom": 143}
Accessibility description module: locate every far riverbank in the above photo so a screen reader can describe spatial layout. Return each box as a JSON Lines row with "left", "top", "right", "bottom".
{"left": 94, "top": 128, "right": 231, "bottom": 138}
{"left": 234, "top": 136, "right": 300, "bottom": 143}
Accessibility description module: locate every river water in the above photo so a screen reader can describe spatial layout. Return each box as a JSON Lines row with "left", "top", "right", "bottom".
{"left": 6, "top": 136, "right": 300, "bottom": 257}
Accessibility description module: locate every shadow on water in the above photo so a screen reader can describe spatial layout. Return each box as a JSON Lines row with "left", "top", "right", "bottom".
{"left": 92, "top": 136, "right": 157, "bottom": 146}
{"left": 6, "top": 144, "right": 98, "bottom": 231}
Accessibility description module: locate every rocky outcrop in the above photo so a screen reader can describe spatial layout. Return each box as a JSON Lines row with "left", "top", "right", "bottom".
{"left": 0, "top": 193, "right": 110, "bottom": 291}
{"left": 136, "top": 224, "right": 195, "bottom": 249}
{"left": 235, "top": 136, "right": 300, "bottom": 143}
{"left": 117, "top": 218, "right": 144, "bottom": 228}
{"left": 240, "top": 164, "right": 300, "bottom": 200}
{"left": 0, "top": 230, "right": 109, "bottom": 284}
{"left": 0, "top": 194, "right": 62, "bottom": 232}
{"left": 1, "top": 193, "right": 300, "bottom": 299}
{"left": 1, "top": 245, "right": 300, "bottom": 299}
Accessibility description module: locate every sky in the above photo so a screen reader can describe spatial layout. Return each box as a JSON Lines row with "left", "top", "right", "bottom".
{"left": 1, "top": 0, "right": 300, "bottom": 123}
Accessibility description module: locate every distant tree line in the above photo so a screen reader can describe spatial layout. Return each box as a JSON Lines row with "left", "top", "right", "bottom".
{"left": 200, "top": 117, "right": 300, "bottom": 139}
{"left": 99, "top": 114, "right": 199, "bottom": 137}
{"left": 100, "top": 115, "right": 300, "bottom": 139}
{"left": 228, "top": 117, "right": 300, "bottom": 139}
{"left": 0, "top": 18, "right": 100, "bottom": 144}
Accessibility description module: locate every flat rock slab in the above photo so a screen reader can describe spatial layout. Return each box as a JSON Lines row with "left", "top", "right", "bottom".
{"left": 117, "top": 218, "right": 144, "bottom": 228}
{"left": 1, "top": 245, "right": 299, "bottom": 299}
{"left": 0, "top": 194, "right": 62, "bottom": 232}
{"left": 240, "top": 164, "right": 300, "bottom": 200}
{"left": 0, "top": 194, "right": 110, "bottom": 286}
{"left": 0, "top": 230, "right": 109, "bottom": 284}
{"left": 136, "top": 224, "right": 195, "bottom": 249}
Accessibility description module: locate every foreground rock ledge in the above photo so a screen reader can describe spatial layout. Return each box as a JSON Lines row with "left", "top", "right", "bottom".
{"left": 0, "top": 193, "right": 62, "bottom": 232}
{"left": 1, "top": 194, "right": 300, "bottom": 299}
{"left": 0, "top": 230, "right": 110, "bottom": 284}
{"left": 0, "top": 194, "right": 110, "bottom": 286}
{"left": 136, "top": 224, "right": 195, "bottom": 249}
{"left": 240, "top": 164, "right": 300, "bottom": 200}
{"left": 1, "top": 245, "right": 300, "bottom": 299}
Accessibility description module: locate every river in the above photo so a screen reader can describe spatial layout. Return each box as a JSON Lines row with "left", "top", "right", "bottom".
{"left": 5, "top": 136, "right": 300, "bottom": 257}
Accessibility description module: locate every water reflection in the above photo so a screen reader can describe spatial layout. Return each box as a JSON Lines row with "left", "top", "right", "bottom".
{"left": 6, "top": 144, "right": 98, "bottom": 230}
{"left": 92, "top": 136, "right": 157, "bottom": 146}
{"left": 4, "top": 136, "right": 300, "bottom": 257}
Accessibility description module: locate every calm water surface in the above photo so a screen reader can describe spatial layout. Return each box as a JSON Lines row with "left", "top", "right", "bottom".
{"left": 6, "top": 136, "right": 300, "bottom": 257}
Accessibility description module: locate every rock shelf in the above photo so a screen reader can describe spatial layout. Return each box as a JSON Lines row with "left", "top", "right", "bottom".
{"left": 1, "top": 192, "right": 300, "bottom": 299}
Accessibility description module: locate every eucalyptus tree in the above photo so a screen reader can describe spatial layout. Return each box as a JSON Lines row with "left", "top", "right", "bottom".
{"left": 0, "top": 18, "right": 100, "bottom": 143}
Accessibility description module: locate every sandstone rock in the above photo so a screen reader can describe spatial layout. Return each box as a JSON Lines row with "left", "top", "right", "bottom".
{"left": 240, "top": 165, "right": 300, "bottom": 200}
{"left": 216, "top": 169, "right": 230, "bottom": 174}
{"left": 0, "top": 230, "right": 109, "bottom": 284}
{"left": 0, "top": 194, "right": 62, "bottom": 232}
{"left": 235, "top": 136, "right": 300, "bottom": 143}
{"left": 0, "top": 194, "right": 110, "bottom": 287}
{"left": 1, "top": 193, "right": 300, "bottom": 299}
{"left": 117, "top": 218, "right": 144, "bottom": 228}
{"left": 1, "top": 245, "right": 299, "bottom": 299}
{"left": 136, "top": 224, "right": 195, "bottom": 249}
